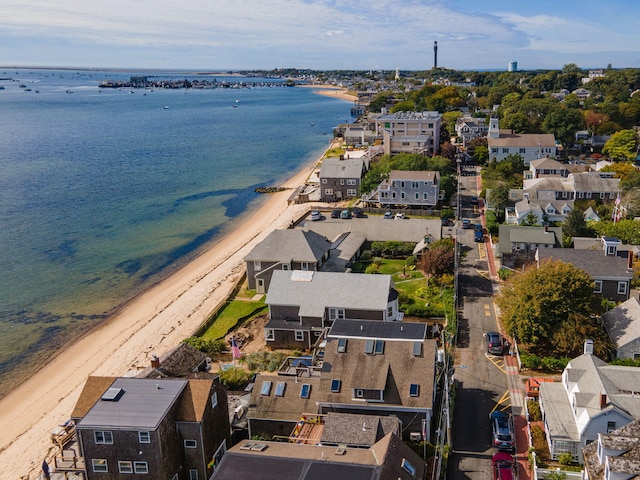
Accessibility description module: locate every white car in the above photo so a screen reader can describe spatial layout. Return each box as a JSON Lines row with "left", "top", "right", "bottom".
{"left": 310, "top": 211, "right": 321, "bottom": 221}
{"left": 395, "top": 212, "right": 405, "bottom": 220}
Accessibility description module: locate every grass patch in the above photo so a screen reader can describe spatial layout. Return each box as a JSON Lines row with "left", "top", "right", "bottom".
{"left": 201, "top": 299, "right": 267, "bottom": 341}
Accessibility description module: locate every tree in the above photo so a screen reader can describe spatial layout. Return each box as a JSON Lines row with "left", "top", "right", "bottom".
{"left": 521, "top": 212, "right": 540, "bottom": 226}
{"left": 418, "top": 238, "right": 455, "bottom": 283}
{"left": 563, "top": 207, "right": 593, "bottom": 239}
{"left": 542, "top": 107, "right": 585, "bottom": 146}
{"left": 488, "top": 182, "right": 510, "bottom": 221}
{"left": 495, "top": 260, "right": 594, "bottom": 347}
{"left": 473, "top": 145, "right": 489, "bottom": 164}
{"left": 602, "top": 129, "right": 639, "bottom": 161}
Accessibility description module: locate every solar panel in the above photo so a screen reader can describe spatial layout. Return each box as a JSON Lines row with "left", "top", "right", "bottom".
{"left": 275, "top": 382, "right": 286, "bottom": 397}
{"left": 300, "top": 384, "right": 311, "bottom": 399}
{"left": 337, "top": 338, "right": 347, "bottom": 353}
{"left": 260, "top": 381, "right": 272, "bottom": 396}
{"left": 330, "top": 379, "right": 341, "bottom": 393}
{"left": 409, "top": 384, "right": 420, "bottom": 397}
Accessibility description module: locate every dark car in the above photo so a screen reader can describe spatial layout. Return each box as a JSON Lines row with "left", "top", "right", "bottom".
{"left": 490, "top": 411, "right": 515, "bottom": 452}
{"left": 462, "top": 219, "right": 472, "bottom": 229}
{"left": 330, "top": 209, "right": 341, "bottom": 218}
{"left": 340, "top": 209, "right": 352, "bottom": 219}
{"left": 492, "top": 452, "right": 515, "bottom": 480}
{"left": 471, "top": 196, "right": 478, "bottom": 205}
{"left": 352, "top": 208, "right": 366, "bottom": 218}
{"left": 383, "top": 211, "right": 393, "bottom": 219}
{"left": 485, "top": 331, "right": 504, "bottom": 355}
{"left": 474, "top": 230, "right": 484, "bottom": 242}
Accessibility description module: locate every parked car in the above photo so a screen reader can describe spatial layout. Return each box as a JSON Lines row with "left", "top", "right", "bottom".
{"left": 395, "top": 212, "right": 406, "bottom": 220}
{"left": 474, "top": 230, "right": 484, "bottom": 242}
{"left": 383, "top": 211, "right": 393, "bottom": 219}
{"left": 485, "top": 331, "right": 505, "bottom": 355}
{"left": 310, "top": 211, "right": 322, "bottom": 221}
{"left": 471, "top": 196, "right": 478, "bottom": 205}
{"left": 490, "top": 411, "right": 515, "bottom": 452}
{"left": 492, "top": 452, "right": 516, "bottom": 480}
{"left": 330, "top": 209, "right": 341, "bottom": 219}
{"left": 442, "top": 217, "right": 454, "bottom": 226}
{"left": 352, "top": 208, "right": 367, "bottom": 218}
{"left": 474, "top": 223, "right": 483, "bottom": 232}
{"left": 462, "top": 219, "right": 472, "bottom": 229}
{"left": 340, "top": 209, "right": 352, "bottom": 219}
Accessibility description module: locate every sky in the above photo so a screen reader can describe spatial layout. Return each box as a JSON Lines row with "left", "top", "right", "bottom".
{"left": 1, "top": 0, "right": 639, "bottom": 72}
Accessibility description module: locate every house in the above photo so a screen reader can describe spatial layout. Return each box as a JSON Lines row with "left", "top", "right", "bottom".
{"left": 583, "top": 419, "right": 640, "bottom": 480}
{"left": 497, "top": 225, "right": 562, "bottom": 268}
{"left": 317, "top": 319, "right": 437, "bottom": 441}
{"left": 602, "top": 297, "right": 640, "bottom": 360}
{"left": 264, "top": 270, "right": 400, "bottom": 350}
{"left": 487, "top": 117, "right": 556, "bottom": 164}
{"left": 342, "top": 124, "right": 377, "bottom": 147}
{"left": 455, "top": 116, "right": 488, "bottom": 147}
{"left": 526, "top": 157, "right": 569, "bottom": 179}
{"left": 364, "top": 170, "right": 441, "bottom": 209}
{"left": 210, "top": 432, "right": 427, "bottom": 480}
{"left": 318, "top": 155, "right": 367, "bottom": 202}
{"left": 71, "top": 376, "right": 230, "bottom": 480}
{"left": 245, "top": 229, "right": 332, "bottom": 293}
{"left": 373, "top": 111, "right": 442, "bottom": 156}
{"left": 536, "top": 237, "right": 634, "bottom": 302}
{"left": 539, "top": 346, "right": 640, "bottom": 463}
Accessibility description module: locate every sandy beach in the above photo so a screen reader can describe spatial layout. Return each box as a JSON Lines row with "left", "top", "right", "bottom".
{"left": 297, "top": 84, "right": 358, "bottom": 102}
{"left": 0, "top": 156, "right": 320, "bottom": 478}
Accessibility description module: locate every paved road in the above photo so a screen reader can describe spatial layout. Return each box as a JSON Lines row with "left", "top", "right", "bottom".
{"left": 446, "top": 167, "right": 530, "bottom": 480}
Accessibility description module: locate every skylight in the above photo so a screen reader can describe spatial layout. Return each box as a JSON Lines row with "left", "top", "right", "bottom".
{"left": 260, "top": 381, "right": 272, "bottom": 396}
{"left": 300, "top": 384, "right": 311, "bottom": 399}
{"left": 330, "top": 379, "right": 341, "bottom": 393}
{"left": 274, "top": 382, "right": 286, "bottom": 397}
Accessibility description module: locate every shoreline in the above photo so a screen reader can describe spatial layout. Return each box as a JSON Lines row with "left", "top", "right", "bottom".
{"left": 296, "top": 84, "right": 358, "bottom": 102}
{"left": 0, "top": 138, "right": 335, "bottom": 477}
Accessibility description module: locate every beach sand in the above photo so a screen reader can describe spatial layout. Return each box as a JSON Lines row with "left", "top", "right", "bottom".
{"left": 297, "top": 84, "right": 358, "bottom": 102}
{"left": 0, "top": 155, "right": 322, "bottom": 478}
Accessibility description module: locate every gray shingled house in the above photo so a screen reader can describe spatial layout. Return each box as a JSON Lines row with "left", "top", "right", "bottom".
{"left": 245, "top": 229, "right": 332, "bottom": 293}
{"left": 264, "top": 271, "right": 400, "bottom": 350}
{"left": 582, "top": 419, "right": 640, "bottom": 480}
{"left": 72, "top": 376, "right": 229, "bottom": 480}
{"left": 602, "top": 297, "right": 640, "bottom": 360}
{"left": 318, "top": 156, "right": 367, "bottom": 202}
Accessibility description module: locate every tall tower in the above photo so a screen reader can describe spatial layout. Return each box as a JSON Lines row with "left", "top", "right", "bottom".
{"left": 434, "top": 41, "right": 438, "bottom": 69}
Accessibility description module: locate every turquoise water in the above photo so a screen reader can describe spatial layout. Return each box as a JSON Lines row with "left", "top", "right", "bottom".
{"left": 0, "top": 69, "right": 352, "bottom": 395}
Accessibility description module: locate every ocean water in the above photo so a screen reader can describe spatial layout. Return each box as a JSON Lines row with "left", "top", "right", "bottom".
{"left": 0, "top": 69, "right": 352, "bottom": 396}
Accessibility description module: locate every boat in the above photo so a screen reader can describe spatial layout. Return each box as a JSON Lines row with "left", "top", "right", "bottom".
{"left": 163, "top": 105, "right": 169, "bottom": 109}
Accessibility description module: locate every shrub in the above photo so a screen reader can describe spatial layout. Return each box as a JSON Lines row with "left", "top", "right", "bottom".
{"left": 521, "top": 354, "right": 542, "bottom": 370}
{"left": 527, "top": 399, "right": 541, "bottom": 421}
{"left": 183, "top": 337, "right": 226, "bottom": 355}
{"left": 558, "top": 452, "right": 574, "bottom": 466}
{"left": 365, "top": 263, "right": 380, "bottom": 274}
{"left": 219, "top": 367, "right": 250, "bottom": 390}
{"left": 541, "top": 357, "right": 569, "bottom": 373}
{"left": 530, "top": 424, "right": 550, "bottom": 461}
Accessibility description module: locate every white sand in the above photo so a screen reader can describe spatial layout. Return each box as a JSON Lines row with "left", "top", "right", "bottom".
{"left": 0, "top": 158, "right": 320, "bottom": 478}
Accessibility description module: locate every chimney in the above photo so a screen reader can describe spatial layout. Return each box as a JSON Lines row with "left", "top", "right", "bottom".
{"left": 599, "top": 393, "right": 607, "bottom": 409}
{"left": 151, "top": 354, "right": 160, "bottom": 369}
{"left": 544, "top": 224, "right": 548, "bottom": 232}
{"left": 628, "top": 250, "right": 634, "bottom": 271}
{"left": 584, "top": 339, "right": 594, "bottom": 355}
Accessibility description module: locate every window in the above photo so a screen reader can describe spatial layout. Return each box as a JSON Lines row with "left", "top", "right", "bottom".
{"left": 387, "top": 305, "right": 394, "bottom": 318}
{"left": 275, "top": 382, "right": 286, "bottom": 397}
{"left": 607, "top": 421, "right": 616, "bottom": 433}
{"left": 412, "top": 342, "right": 422, "bottom": 356}
{"left": 374, "top": 340, "right": 385, "bottom": 355}
{"left": 347, "top": 189, "right": 356, "bottom": 196}
{"left": 253, "top": 261, "right": 261, "bottom": 271}
{"left": 324, "top": 188, "right": 333, "bottom": 195}
{"left": 600, "top": 192, "right": 606, "bottom": 199}
{"left": 401, "top": 192, "right": 406, "bottom": 199}
{"left": 415, "top": 193, "right": 420, "bottom": 200}
{"left": 134, "top": 461, "right": 148, "bottom": 474}
{"left": 409, "top": 384, "right": 420, "bottom": 397}
{"left": 340, "top": 179, "right": 344, "bottom": 185}
{"left": 519, "top": 148, "right": 526, "bottom": 154}
{"left": 211, "top": 392, "right": 218, "bottom": 409}
{"left": 412, "top": 181, "right": 419, "bottom": 188}
{"left": 282, "top": 264, "right": 289, "bottom": 270}
{"left": 364, "top": 339, "right": 374, "bottom": 354}
{"left": 94, "top": 431, "right": 113, "bottom": 444}
{"left": 265, "top": 329, "right": 275, "bottom": 341}
{"left": 301, "top": 262, "right": 309, "bottom": 271}
{"left": 295, "top": 330, "right": 304, "bottom": 341}
{"left": 502, "top": 148, "right": 509, "bottom": 154}
{"left": 185, "top": 439, "right": 198, "bottom": 448}
{"left": 300, "top": 384, "right": 311, "bottom": 399}
{"left": 92, "top": 459, "right": 108, "bottom": 473}
{"left": 260, "top": 381, "right": 272, "bottom": 396}
{"left": 355, "top": 389, "right": 364, "bottom": 398}
{"left": 329, "top": 308, "right": 345, "bottom": 320}
{"left": 402, "top": 458, "right": 417, "bottom": 476}
{"left": 423, "top": 193, "right": 428, "bottom": 200}
{"left": 491, "top": 148, "right": 498, "bottom": 154}
{"left": 593, "top": 280, "right": 602, "bottom": 293}
{"left": 330, "top": 379, "right": 341, "bottom": 393}
{"left": 322, "top": 179, "right": 327, "bottom": 184}
{"left": 578, "top": 192, "right": 584, "bottom": 198}
{"left": 337, "top": 338, "right": 347, "bottom": 353}
{"left": 138, "top": 431, "right": 150, "bottom": 443}
{"left": 607, "top": 246, "right": 616, "bottom": 255}
{"left": 618, "top": 282, "right": 628, "bottom": 295}
{"left": 347, "top": 179, "right": 356, "bottom": 185}
{"left": 189, "top": 470, "right": 198, "bottom": 480}
{"left": 119, "top": 461, "right": 133, "bottom": 473}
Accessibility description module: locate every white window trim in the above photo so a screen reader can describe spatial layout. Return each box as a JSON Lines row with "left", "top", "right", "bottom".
{"left": 617, "top": 282, "right": 628, "bottom": 295}
{"left": 253, "top": 261, "right": 261, "bottom": 271}
{"left": 92, "top": 459, "right": 108, "bottom": 473}
{"left": 94, "top": 431, "right": 113, "bottom": 444}
{"left": 138, "top": 431, "right": 150, "bottom": 443}
{"left": 189, "top": 470, "right": 199, "bottom": 480}
{"left": 118, "top": 461, "right": 133, "bottom": 474}
{"left": 184, "top": 439, "right": 198, "bottom": 448}
{"left": 133, "top": 461, "right": 149, "bottom": 474}
{"left": 594, "top": 280, "right": 603, "bottom": 293}
{"left": 295, "top": 330, "right": 304, "bottom": 341}
{"left": 211, "top": 392, "right": 218, "bottom": 409}
{"left": 265, "top": 329, "right": 275, "bottom": 341}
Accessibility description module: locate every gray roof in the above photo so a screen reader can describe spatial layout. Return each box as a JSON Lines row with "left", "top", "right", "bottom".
{"left": 530, "top": 157, "right": 566, "bottom": 171}
{"left": 583, "top": 420, "right": 640, "bottom": 480}
{"left": 77, "top": 377, "right": 187, "bottom": 430}
{"left": 321, "top": 412, "right": 400, "bottom": 447}
{"left": 498, "top": 225, "right": 562, "bottom": 255}
{"left": 319, "top": 157, "right": 365, "bottom": 180}
{"left": 266, "top": 270, "right": 394, "bottom": 318}
{"left": 539, "top": 382, "right": 580, "bottom": 442}
{"left": 245, "top": 229, "right": 330, "bottom": 263}
{"left": 570, "top": 172, "right": 621, "bottom": 193}
{"left": 388, "top": 170, "right": 439, "bottom": 182}
{"left": 249, "top": 375, "right": 322, "bottom": 422}
{"left": 376, "top": 111, "right": 441, "bottom": 121}
{"left": 572, "top": 237, "right": 603, "bottom": 250}
{"left": 537, "top": 248, "right": 633, "bottom": 281}
{"left": 320, "top": 232, "right": 367, "bottom": 272}
{"left": 488, "top": 132, "right": 556, "bottom": 148}
{"left": 603, "top": 298, "right": 640, "bottom": 353}
{"left": 523, "top": 176, "right": 573, "bottom": 192}
{"left": 328, "top": 319, "right": 427, "bottom": 341}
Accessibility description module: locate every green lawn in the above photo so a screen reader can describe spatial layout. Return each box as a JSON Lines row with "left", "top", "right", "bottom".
{"left": 200, "top": 299, "right": 267, "bottom": 341}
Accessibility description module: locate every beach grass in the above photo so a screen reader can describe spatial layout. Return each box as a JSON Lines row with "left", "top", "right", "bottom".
{"left": 200, "top": 300, "right": 267, "bottom": 341}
